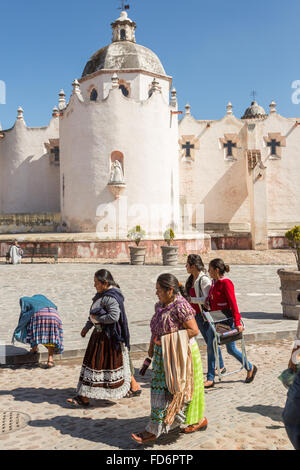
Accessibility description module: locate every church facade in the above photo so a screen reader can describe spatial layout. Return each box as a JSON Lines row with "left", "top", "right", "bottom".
{"left": 0, "top": 11, "right": 299, "bottom": 250}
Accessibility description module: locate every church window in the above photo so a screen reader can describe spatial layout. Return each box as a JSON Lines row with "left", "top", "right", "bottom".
{"left": 50, "top": 146, "right": 60, "bottom": 165}
{"left": 90, "top": 88, "right": 98, "bottom": 101}
{"left": 223, "top": 140, "right": 236, "bottom": 158}
{"left": 119, "top": 84, "right": 129, "bottom": 97}
{"left": 120, "top": 29, "right": 126, "bottom": 40}
{"left": 182, "top": 141, "right": 194, "bottom": 158}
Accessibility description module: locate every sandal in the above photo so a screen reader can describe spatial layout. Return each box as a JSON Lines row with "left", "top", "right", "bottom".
{"left": 67, "top": 396, "right": 90, "bottom": 407}
{"left": 126, "top": 389, "right": 142, "bottom": 398}
{"left": 44, "top": 361, "right": 55, "bottom": 369}
{"left": 204, "top": 380, "right": 215, "bottom": 389}
{"left": 183, "top": 417, "right": 208, "bottom": 434}
{"left": 131, "top": 432, "right": 156, "bottom": 444}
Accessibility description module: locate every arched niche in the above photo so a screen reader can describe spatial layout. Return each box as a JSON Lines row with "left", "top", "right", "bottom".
{"left": 111, "top": 151, "right": 124, "bottom": 174}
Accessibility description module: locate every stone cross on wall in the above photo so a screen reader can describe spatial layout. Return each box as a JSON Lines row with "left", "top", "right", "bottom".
{"left": 264, "top": 133, "right": 286, "bottom": 159}
{"left": 223, "top": 140, "right": 236, "bottom": 158}
{"left": 179, "top": 135, "right": 200, "bottom": 161}
{"left": 219, "top": 133, "right": 241, "bottom": 161}
{"left": 182, "top": 141, "right": 194, "bottom": 158}
{"left": 267, "top": 139, "right": 281, "bottom": 156}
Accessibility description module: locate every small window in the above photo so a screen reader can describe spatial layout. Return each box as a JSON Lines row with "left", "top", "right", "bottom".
{"left": 119, "top": 85, "right": 129, "bottom": 97}
{"left": 50, "top": 147, "right": 60, "bottom": 165}
{"left": 90, "top": 88, "right": 98, "bottom": 101}
{"left": 120, "top": 29, "right": 126, "bottom": 40}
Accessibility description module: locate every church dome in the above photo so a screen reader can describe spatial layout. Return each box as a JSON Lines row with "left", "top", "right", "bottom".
{"left": 241, "top": 101, "right": 267, "bottom": 119}
{"left": 82, "top": 11, "right": 166, "bottom": 78}
{"left": 82, "top": 41, "right": 166, "bottom": 77}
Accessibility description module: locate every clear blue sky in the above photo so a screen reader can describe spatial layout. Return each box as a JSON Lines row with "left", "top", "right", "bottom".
{"left": 1, "top": 0, "right": 300, "bottom": 129}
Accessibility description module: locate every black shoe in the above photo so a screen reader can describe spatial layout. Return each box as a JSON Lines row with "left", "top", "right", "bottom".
{"left": 245, "top": 365, "right": 257, "bottom": 384}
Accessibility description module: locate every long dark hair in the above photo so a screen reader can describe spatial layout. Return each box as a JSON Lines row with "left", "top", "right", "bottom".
{"left": 157, "top": 273, "right": 186, "bottom": 298}
{"left": 185, "top": 254, "right": 206, "bottom": 295}
{"left": 94, "top": 269, "right": 120, "bottom": 288}
{"left": 209, "top": 258, "right": 230, "bottom": 276}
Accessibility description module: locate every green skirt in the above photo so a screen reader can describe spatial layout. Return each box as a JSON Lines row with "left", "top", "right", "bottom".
{"left": 145, "top": 339, "right": 205, "bottom": 437}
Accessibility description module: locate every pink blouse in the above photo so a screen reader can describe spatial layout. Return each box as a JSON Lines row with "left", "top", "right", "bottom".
{"left": 150, "top": 295, "right": 196, "bottom": 341}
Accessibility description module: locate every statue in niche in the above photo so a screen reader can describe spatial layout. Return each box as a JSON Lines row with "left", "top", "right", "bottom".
{"left": 109, "top": 160, "right": 124, "bottom": 184}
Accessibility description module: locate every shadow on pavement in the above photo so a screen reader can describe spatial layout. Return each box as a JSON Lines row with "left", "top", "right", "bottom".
{"left": 0, "top": 384, "right": 151, "bottom": 409}
{"left": 0, "top": 387, "right": 92, "bottom": 409}
{"left": 236, "top": 404, "right": 284, "bottom": 423}
{"left": 241, "top": 312, "right": 286, "bottom": 321}
{"left": 28, "top": 415, "right": 182, "bottom": 449}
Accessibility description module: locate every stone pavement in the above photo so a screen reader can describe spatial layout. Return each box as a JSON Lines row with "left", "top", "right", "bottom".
{"left": 0, "top": 262, "right": 298, "bottom": 450}
{"left": 0, "top": 262, "right": 298, "bottom": 365}
{"left": 0, "top": 340, "right": 295, "bottom": 450}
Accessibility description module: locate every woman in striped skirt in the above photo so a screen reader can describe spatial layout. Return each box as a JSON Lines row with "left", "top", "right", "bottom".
{"left": 13, "top": 295, "right": 64, "bottom": 368}
{"left": 131, "top": 274, "right": 207, "bottom": 444}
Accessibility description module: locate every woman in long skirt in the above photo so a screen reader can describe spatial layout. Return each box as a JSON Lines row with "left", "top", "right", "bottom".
{"left": 131, "top": 274, "right": 207, "bottom": 444}
{"left": 67, "top": 269, "right": 132, "bottom": 406}
{"left": 13, "top": 295, "right": 63, "bottom": 368}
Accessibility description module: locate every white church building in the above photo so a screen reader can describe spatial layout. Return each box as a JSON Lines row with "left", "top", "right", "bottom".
{"left": 0, "top": 11, "right": 300, "bottom": 252}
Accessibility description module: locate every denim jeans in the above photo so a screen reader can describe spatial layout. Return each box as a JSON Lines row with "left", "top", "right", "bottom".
{"left": 195, "top": 314, "right": 225, "bottom": 377}
{"left": 204, "top": 318, "right": 252, "bottom": 381}
{"left": 283, "top": 369, "right": 300, "bottom": 450}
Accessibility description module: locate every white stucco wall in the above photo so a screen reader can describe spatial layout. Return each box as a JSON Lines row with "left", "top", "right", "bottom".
{"left": 179, "top": 113, "right": 250, "bottom": 231}
{"left": 0, "top": 116, "right": 60, "bottom": 214}
{"left": 79, "top": 71, "right": 170, "bottom": 103}
{"left": 261, "top": 113, "right": 300, "bottom": 228}
{"left": 60, "top": 83, "right": 179, "bottom": 236}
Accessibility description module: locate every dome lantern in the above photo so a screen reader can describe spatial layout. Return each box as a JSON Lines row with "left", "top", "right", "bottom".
{"left": 111, "top": 11, "right": 136, "bottom": 43}
{"left": 241, "top": 101, "right": 267, "bottom": 120}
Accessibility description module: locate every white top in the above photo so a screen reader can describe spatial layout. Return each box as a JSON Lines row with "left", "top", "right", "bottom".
{"left": 190, "top": 272, "right": 212, "bottom": 306}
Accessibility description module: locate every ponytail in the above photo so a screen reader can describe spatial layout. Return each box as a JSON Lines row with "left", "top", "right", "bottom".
{"left": 94, "top": 269, "right": 120, "bottom": 289}
{"left": 209, "top": 258, "right": 230, "bottom": 276}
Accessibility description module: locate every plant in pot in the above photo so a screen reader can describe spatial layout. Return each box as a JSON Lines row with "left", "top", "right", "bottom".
{"left": 127, "top": 225, "right": 147, "bottom": 265}
{"left": 278, "top": 225, "right": 300, "bottom": 319}
{"left": 161, "top": 228, "right": 179, "bottom": 266}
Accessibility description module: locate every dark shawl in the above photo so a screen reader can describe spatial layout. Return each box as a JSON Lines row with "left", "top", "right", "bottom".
{"left": 91, "top": 288, "right": 130, "bottom": 351}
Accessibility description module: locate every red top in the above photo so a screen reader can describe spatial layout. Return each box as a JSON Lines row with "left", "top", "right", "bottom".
{"left": 207, "top": 278, "right": 241, "bottom": 327}
{"left": 189, "top": 287, "right": 201, "bottom": 315}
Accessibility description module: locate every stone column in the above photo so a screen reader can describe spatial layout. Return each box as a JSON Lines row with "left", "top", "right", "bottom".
{"left": 246, "top": 123, "right": 268, "bottom": 250}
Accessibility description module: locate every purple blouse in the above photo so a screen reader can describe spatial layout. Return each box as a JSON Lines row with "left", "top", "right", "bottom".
{"left": 150, "top": 295, "right": 196, "bottom": 341}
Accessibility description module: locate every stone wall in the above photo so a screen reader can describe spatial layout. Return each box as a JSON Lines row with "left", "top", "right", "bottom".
{"left": 0, "top": 213, "right": 61, "bottom": 234}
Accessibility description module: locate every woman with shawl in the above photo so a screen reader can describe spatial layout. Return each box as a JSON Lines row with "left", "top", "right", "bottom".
{"left": 12, "top": 294, "right": 63, "bottom": 368}
{"left": 131, "top": 273, "right": 207, "bottom": 444}
{"left": 67, "top": 269, "right": 132, "bottom": 406}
